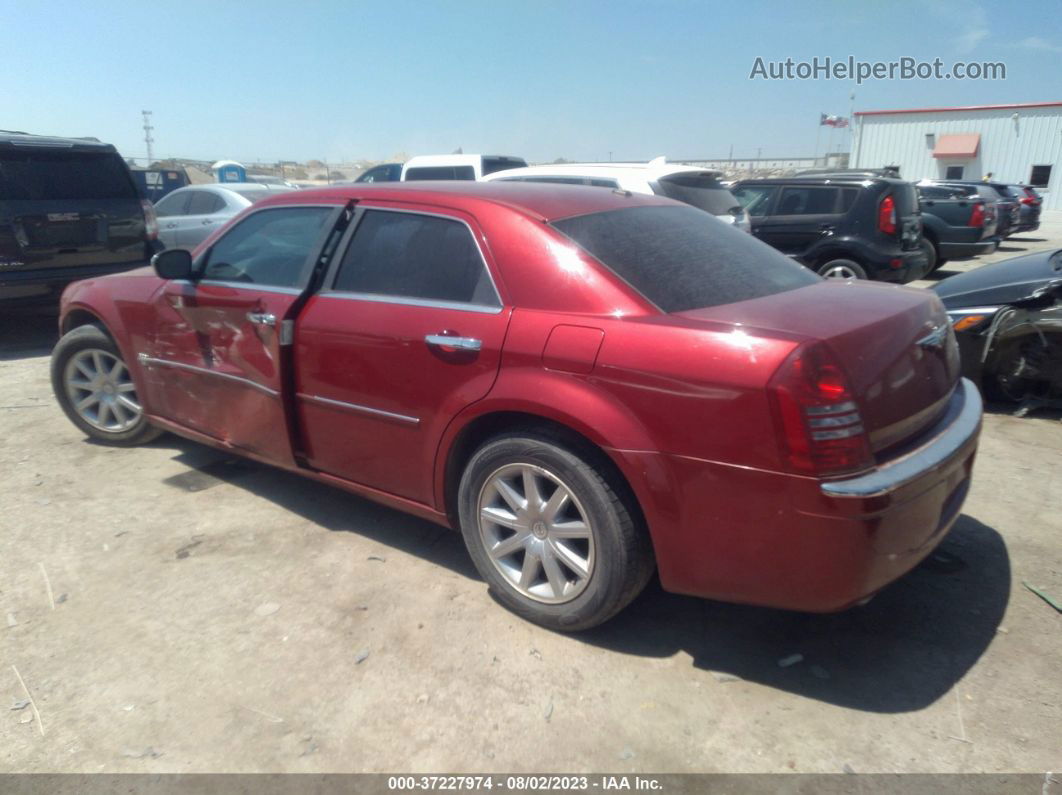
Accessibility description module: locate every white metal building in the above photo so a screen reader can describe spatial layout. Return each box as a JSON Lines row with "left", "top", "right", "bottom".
{"left": 852, "top": 101, "right": 1062, "bottom": 210}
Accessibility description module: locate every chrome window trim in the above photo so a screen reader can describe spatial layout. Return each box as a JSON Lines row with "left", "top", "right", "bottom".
{"left": 317, "top": 291, "right": 503, "bottom": 315}
{"left": 324, "top": 205, "right": 504, "bottom": 311}
{"left": 195, "top": 280, "right": 303, "bottom": 295}
{"left": 137, "top": 354, "right": 279, "bottom": 398}
{"left": 297, "top": 392, "right": 420, "bottom": 426}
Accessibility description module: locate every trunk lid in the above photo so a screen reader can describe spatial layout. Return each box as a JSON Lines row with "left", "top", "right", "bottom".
{"left": 676, "top": 281, "right": 961, "bottom": 454}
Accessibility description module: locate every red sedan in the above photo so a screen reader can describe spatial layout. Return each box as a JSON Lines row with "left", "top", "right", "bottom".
{"left": 51, "top": 182, "right": 982, "bottom": 630}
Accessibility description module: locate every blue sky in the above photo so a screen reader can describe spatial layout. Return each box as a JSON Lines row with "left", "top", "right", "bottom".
{"left": 4, "top": 0, "right": 1060, "bottom": 165}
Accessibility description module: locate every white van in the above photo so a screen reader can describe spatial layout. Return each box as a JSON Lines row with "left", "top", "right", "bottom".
{"left": 401, "top": 154, "right": 527, "bottom": 181}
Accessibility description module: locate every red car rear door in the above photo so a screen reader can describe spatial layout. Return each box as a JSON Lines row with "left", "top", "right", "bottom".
{"left": 143, "top": 203, "right": 346, "bottom": 466}
{"left": 293, "top": 204, "right": 511, "bottom": 505}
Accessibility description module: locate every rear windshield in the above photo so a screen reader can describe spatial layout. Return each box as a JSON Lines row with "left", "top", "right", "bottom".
{"left": 405, "top": 166, "right": 476, "bottom": 181}
{"left": 482, "top": 157, "right": 527, "bottom": 175}
{"left": 653, "top": 174, "right": 740, "bottom": 216}
{"left": 0, "top": 150, "right": 138, "bottom": 201}
{"left": 553, "top": 205, "right": 818, "bottom": 313}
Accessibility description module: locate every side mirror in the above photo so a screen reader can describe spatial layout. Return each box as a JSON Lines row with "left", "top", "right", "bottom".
{"left": 152, "top": 249, "right": 194, "bottom": 281}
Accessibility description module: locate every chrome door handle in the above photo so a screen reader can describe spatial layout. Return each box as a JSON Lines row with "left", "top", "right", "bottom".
{"left": 247, "top": 312, "right": 277, "bottom": 327}
{"left": 425, "top": 334, "right": 481, "bottom": 351}
{"left": 202, "top": 219, "right": 214, "bottom": 225}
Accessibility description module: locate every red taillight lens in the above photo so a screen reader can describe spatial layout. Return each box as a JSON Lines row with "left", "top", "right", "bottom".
{"left": 141, "top": 199, "right": 159, "bottom": 241}
{"left": 968, "top": 203, "right": 985, "bottom": 228}
{"left": 768, "top": 343, "right": 873, "bottom": 477}
{"left": 1020, "top": 197, "right": 1035, "bottom": 205}
{"left": 877, "top": 194, "right": 896, "bottom": 236}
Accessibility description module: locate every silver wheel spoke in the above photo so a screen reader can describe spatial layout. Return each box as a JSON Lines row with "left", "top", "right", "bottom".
{"left": 519, "top": 548, "right": 541, "bottom": 589}
{"left": 117, "top": 394, "right": 141, "bottom": 413}
{"left": 92, "top": 351, "right": 105, "bottom": 374}
{"left": 550, "top": 520, "right": 590, "bottom": 539}
{"left": 540, "top": 544, "right": 568, "bottom": 597}
{"left": 493, "top": 477, "right": 526, "bottom": 513}
{"left": 481, "top": 505, "right": 523, "bottom": 531}
{"left": 542, "top": 487, "right": 569, "bottom": 522}
{"left": 76, "top": 393, "right": 100, "bottom": 411}
{"left": 490, "top": 531, "right": 530, "bottom": 559}
{"left": 109, "top": 360, "right": 126, "bottom": 379}
{"left": 551, "top": 539, "right": 590, "bottom": 579}
{"left": 522, "top": 468, "right": 544, "bottom": 512}
{"left": 75, "top": 360, "right": 96, "bottom": 380}
{"left": 117, "top": 382, "right": 137, "bottom": 393}
{"left": 96, "top": 401, "right": 112, "bottom": 427}
{"left": 110, "top": 401, "right": 128, "bottom": 425}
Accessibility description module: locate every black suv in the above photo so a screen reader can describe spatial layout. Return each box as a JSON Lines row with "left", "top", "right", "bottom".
{"left": 731, "top": 174, "right": 927, "bottom": 282}
{"left": 0, "top": 131, "right": 158, "bottom": 307}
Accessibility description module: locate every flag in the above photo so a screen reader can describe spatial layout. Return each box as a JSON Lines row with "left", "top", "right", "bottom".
{"left": 820, "top": 114, "right": 849, "bottom": 128}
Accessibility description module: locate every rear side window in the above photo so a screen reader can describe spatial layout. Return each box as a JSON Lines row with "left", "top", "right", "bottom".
{"left": 839, "top": 187, "right": 859, "bottom": 212}
{"left": 228, "top": 187, "right": 272, "bottom": 204}
{"left": 404, "top": 166, "right": 476, "bottom": 181}
{"left": 776, "top": 187, "right": 839, "bottom": 215}
{"left": 553, "top": 205, "right": 818, "bottom": 313}
{"left": 481, "top": 157, "right": 527, "bottom": 175}
{"left": 0, "top": 150, "right": 138, "bottom": 201}
{"left": 919, "top": 185, "right": 962, "bottom": 200}
{"left": 653, "top": 174, "right": 740, "bottom": 216}
{"left": 202, "top": 206, "right": 334, "bottom": 288}
{"left": 332, "top": 210, "right": 499, "bottom": 307}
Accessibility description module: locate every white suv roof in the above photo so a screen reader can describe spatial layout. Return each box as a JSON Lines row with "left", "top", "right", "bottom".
{"left": 401, "top": 154, "right": 527, "bottom": 181}
{"left": 481, "top": 157, "right": 723, "bottom": 184}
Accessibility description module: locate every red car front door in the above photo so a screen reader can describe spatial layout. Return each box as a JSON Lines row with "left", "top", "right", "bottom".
{"left": 293, "top": 205, "right": 511, "bottom": 505}
{"left": 143, "top": 203, "right": 344, "bottom": 466}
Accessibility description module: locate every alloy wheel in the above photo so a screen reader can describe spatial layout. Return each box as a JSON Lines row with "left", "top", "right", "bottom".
{"left": 477, "top": 463, "right": 595, "bottom": 604}
{"left": 821, "top": 264, "right": 859, "bottom": 279}
{"left": 63, "top": 349, "right": 142, "bottom": 433}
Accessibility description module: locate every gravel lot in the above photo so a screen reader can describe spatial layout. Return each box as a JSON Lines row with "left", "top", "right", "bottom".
{"left": 2, "top": 217, "right": 1060, "bottom": 774}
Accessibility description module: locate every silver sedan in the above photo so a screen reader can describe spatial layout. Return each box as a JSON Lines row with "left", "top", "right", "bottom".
{"left": 153, "top": 183, "right": 294, "bottom": 250}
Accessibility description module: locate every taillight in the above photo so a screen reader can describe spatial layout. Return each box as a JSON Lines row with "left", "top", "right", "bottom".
{"left": 968, "top": 203, "right": 985, "bottom": 228}
{"left": 1020, "top": 197, "right": 1035, "bottom": 205}
{"left": 768, "top": 342, "right": 873, "bottom": 477}
{"left": 141, "top": 199, "right": 159, "bottom": 241}
{"left": 877, "top": 194, "right": 897, "bottom": 236}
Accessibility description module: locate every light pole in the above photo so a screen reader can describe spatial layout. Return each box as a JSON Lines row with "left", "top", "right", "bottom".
{"left": 141, "top": 110, "right": 154, "bottom": 165}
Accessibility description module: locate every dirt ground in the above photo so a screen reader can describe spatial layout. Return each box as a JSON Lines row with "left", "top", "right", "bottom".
{"left": 1, "top": 222, "right": 1060, "bottom": 774}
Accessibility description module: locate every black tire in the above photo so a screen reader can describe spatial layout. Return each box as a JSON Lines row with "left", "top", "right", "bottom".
{"left": 458, "top": 431, "right": 654, "bottom": 631}
{"left": 920, "top": 238, "right": 939, "bottom": 273}
{"left": 817, "top": 258, "right": 867, "bottom": 280}
{"left": 51, "top": 324, "right": 163, "bottom": 446}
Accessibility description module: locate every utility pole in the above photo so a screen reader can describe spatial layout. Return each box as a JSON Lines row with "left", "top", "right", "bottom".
{"left": 142, "top": 110, "right": 154, "bottom": 165}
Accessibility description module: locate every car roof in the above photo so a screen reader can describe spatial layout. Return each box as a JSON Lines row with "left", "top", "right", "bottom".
{"left": 403, "top": 154, "right": 525, "bottom": 168}
{"left": 735, "top": 175, "right": 898, "bottom": 186}
{"left": 483, "top": 162, "right": 724, "bottom": 182}
{"left": 251, "top": 180, "right": 677, "bottom": 221}
{"left": 0, "top": 131, "right": 117, "bottom": 152}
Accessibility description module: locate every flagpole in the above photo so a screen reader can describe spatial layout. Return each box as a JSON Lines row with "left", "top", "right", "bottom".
{"left": 814, "top": 117, "right": 822, "bottom": 165}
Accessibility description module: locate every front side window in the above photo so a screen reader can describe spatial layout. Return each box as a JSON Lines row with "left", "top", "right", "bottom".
{"left": 201, "top": 206, "right": 334, "bottom": 287}
{"left": 332, "top": 210, "right": 499, "bottom": 307}
{"left": 186, "top": 191, "right": 225, "bottom": 215}
{"left": 775, "top": 187, "right": 840, "bottom": 215}
{"left": 731, "top": 185, "right": 777, "bottom": 216}
{"left": 154, "top": 191, "right": 191, "bottom": 217}
{"left": 553, "top": 205, "right": 818, "bottom": 313}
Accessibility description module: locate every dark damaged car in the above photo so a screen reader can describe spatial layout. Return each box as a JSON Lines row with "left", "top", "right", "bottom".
{"left": 934, "top": 248, "right": 1062, "bottom": 403}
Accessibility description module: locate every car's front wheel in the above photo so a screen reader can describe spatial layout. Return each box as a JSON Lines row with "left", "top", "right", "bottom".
{"left": 51, "top": 325, "right": 162, "bottom": 446}
{"left": 458, "top": 432, "right": 654, "bottom": 631}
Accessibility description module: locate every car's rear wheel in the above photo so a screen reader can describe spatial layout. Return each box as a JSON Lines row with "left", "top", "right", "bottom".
{"left": 458, "top": 432, "right": 653, "bottom": 631}
{"left": 51, "top": 325, "right": 162, "bottom": 446}
{"left": 920, "top": 238, "right": 939, "bottom": 273}
{"left": 817, "top": 258, "right": 867, "bottom": 280}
